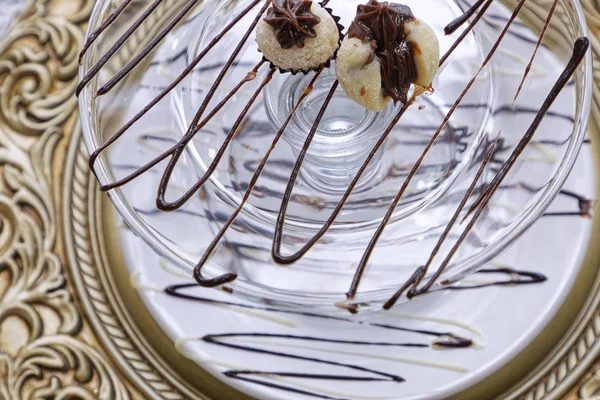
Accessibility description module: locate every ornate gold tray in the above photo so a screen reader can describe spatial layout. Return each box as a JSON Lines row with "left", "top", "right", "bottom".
{"left": 0, "top": 0, "right": 599, "bottom": 398}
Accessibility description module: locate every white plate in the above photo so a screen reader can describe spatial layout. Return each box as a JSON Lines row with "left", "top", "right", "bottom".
{"left": 119, "top": 131, "right": 594, "bottom": 400}
{"left": 0, "top": 0, "right": 24, "bottom": 36}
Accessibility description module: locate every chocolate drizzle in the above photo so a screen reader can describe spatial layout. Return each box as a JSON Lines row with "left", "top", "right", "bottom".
{"left": 442, "top": 268, "right": 547, "bottom": 289}
{"left": 264, "top": 0, "right": 321, "bottom": 49}
{"left": 444, "top": 0, "right": 486, "bottom": 35}
{"left": 345, "top": 0, "right": 590, "bottom": 311}
{"left": 78, "top": 0, "right": 590, "bottom": 312}
{"left": 165, "top": 283, "right": 474, "bottom": 349}
{"left": 513, "top": 0, "right": 559, "bottom": 103}
{"left": 348, "top": 0, "right": 417, "bottom": 104}
{"left": 78, "top": 0, "right": 136, "bottom": 64}
{"left": 464, "top": 37, "right": 590, "bottom": 223}
{"left": 159, "top": 265, "right": 547, "bottom": 398}
{"left": 439, "top": 0, "right": 494, "bottom": 66}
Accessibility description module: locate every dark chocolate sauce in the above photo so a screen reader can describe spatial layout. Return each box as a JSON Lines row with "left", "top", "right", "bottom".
{"left": 94, "top": 0, "right": 206, "bottom": 97}
{"left": 76, "top": 0, "right": 168, "bottom": 95}
{"left": 441, "top": 267, "right": 547, "bottom": 289}
{"left": 159, "top": 264, "right": 551, "bottom": 399}
{"left": 157, "top": 68, "right": 276, "bottom": 212}
{"left": 84, "top": 0, "right": 266, "bottom": 175}
{"left": 432, "top": 334, "right": 474, "bottom": 349}
{"left": 218, "top": 326, "right": 461, "bottom": 353}
{"left": 383, "top": 137, "right": 498, "bottom": 309}
{"left": 226, "top": 370, "right": 389, "bottom": 382}
{"left": 465, "top": 37, "right": 590, "bottom": 223}
{"left": 507, "top": 184, "right": 593, "bottom": 219}
{"left": 271, "top": 101, "right": 412, "bottom": 266}
{"left": 439, "top": 0, "right": 494, "bottom": 66}
{"left": 165, "top": 283, "right": 472, "bottom": 349}
{"left": 264, "top": 0, "right": 321, "bottom": 49}
{"left": 348, "top": 0, "right": 416, "bottom": 104}
{"left": 78, "top": 0, "right": 136, "bottom": 64}
{"left": 160, "top": 265, "right": 549, "bottom": 397}
{"left": 543, "top": 212, "right": 593, "bottom": 218}
{"left": 412, "top": 39, "right": 589, "bottom": 310}
{"left": 203, "top": 333, "right": 397, "bottom": 382}
{"left": 194, "top": 71, "right": 323, "bottom": 276}
{"left": 346, "top": 0, "right": 534, "bottom": 306}
{"left": 444, "top": 0, "right": 486, "bottom": 35}
{"left": 81, "top": 0, "right": 588, "bottom": 310}
{"left": 223, "top": 374, "right": 346, "bottom": 400}
{"left": 513, "top": 0, "right": 559, "bottom": 103}
{"left": 100, "top": 61, "right": 265, "bottom": 192}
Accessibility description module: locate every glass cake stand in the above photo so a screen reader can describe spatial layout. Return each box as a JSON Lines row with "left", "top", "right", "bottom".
{"left": 78, "top": 0, "right": 592, "bottom": 310}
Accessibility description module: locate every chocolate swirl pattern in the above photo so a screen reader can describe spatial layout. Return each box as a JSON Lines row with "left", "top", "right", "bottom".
{"left": 77, "top": 0, "right": 590, "bottom": 311}
{"left": 126, "top": 260, "right": 543, "bottom": 399}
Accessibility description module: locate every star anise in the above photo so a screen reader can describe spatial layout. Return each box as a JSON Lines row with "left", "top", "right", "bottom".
{"left": 264, "top": 0, "right": 321, "bottom": 49}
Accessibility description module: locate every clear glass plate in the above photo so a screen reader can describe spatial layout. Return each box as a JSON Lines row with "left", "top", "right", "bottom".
{"left": 78, "top": 0, "right": 592, "bottom": 310}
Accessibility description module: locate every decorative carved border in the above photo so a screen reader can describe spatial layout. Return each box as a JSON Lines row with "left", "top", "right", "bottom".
{"left": 64, "top": 126, "right": 203, "bottom": 400}
{"left": 0, "top": 0, "right": 129, "bottom": 398}
{"left": 61, "top": 0, "right": 211, "bottom": 398}
{"left": 495, "top": 1, "right": 600, "bottom": 398}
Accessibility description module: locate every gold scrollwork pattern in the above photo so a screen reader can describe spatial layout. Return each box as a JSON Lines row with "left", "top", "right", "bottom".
{"left": 579, "top": 369, "right": 600, "bottom": 399}
{"left": 0, "top": 0, "right": 130, "bottom": 398}
{"left": 0, "top": 0, "right": 86, "bottom": 136}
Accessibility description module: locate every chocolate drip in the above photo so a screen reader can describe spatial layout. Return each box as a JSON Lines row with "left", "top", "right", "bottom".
{"left": 192, "top": 73, "right": 321, "bottom": 286}
{"left": 264, "top": 0, "right": 321, "bottom": 49}
{"left": 99, "top": 61, "right": 264, "bottom": 192}
{"left": 270, "top": 81, "right": 339, "bottom": 263}
{"left": 513, "top": 0, "right": 559, "bottom": 103}
{"left": 226, "top": 370, "right": 390, "bottom": 381}
{"left": 508, "top": 184, "right": 593, "bottom": 218}
{"left": 271, "top": 102, "right": 412, "bottom": 266}
{"left": 193, "top": 71, "right": 323, "bottom": 278}
{"left": 222, "top": 96, "right": 586, "bottom": 271}
{"left": 440, "top": 0, "right": 494, "bottom": 66}
{"left": 409, "top": 38, "right": 589, "bottom": 309}
{"left": 85, "top": 0, "right": 265, "bottom": 174}
{"left": 544, "top": 212, "right": 593, "bottom": 218}
{"left": 76, "top": 0, "right": 167, "bottom": 95}
{"left": 165, "top": 283, "right": 473, "bottom": 348}
{"left": 157, "top": 69, "right": 275, "bottom": 212}
{"left": 348, "top": 0, "right": 531, "bottom": 307}
{"left": 383, "top": 139, "right": 498, "bottom": 309}
{"left": 203, "top": 333, "right": 404, "bottom": 382}
{"left": 205, "top": 331, "right": 468, "bottom": 398}
{"left": 465, "top": 37, "right": 589, "bottom": 224}
{"left": 442, "top": 268, "right": 547, "bottom": 289}
{"left": 432, "top": 334, "right": 473, "bottom": 349}
{"left": 78, "top": 0, "right": 135, "bottom": 63}
{"left": 95, "top": 0, "right": 204, "bottom": 97}
{"left": 444, "top": 0, "right": 486, "bottom": 35}
{"left": 81, "top": 0, "right": 587, "bottom": 311}
{"left": 158, "top": 267, "right": 551, "bottom": 398}
{"left": 348, "top": 0, "right": 417, "bottom": 104}
{"left": 192, "top": 72, "right": 276, "bottom": 287}
{"left": 223, "top": 375, "right": 344, "bottom": 400}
